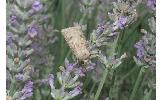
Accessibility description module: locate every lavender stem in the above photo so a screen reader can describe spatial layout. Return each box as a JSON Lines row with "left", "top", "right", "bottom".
{"left": 94, "top": 67, "right": 108, "bottom": 100}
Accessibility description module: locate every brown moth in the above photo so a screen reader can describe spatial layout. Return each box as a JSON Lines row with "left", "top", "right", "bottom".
{"left": 61, "top": 26, "right": 90, "bottom": 60}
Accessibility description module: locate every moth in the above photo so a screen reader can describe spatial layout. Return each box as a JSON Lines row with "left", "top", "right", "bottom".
{"left": 61, "top": 26, "right": 90, "bottom": 70}
{"left": 61, "top": 26, "right": 90, "bottom": 60}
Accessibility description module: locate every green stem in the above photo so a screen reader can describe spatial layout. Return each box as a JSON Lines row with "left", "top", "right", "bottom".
{"left": 9, "top": 79, "right": 16, "bottom": 96}
{"left": 143, "top": 89, "right": 152, "bottom": 100}
{"left": 120, "top": 66, "right": 137, "bottom": 82}
{"left": 94, "top": 68, "right": 108, "bottom": 100}
{"left": 79, "top": 13, "right": 87, "bottom": 25}
{"left": 129, "top": 66, "right": 145, "bottom": 100}
{"left": 59, "top": 0, "right": 65, "bottom": 66}
{"left": 88, "top": 83, "right": 96, "bottom": 99}
{"left": 61, "top": 0, "right": 64, "bottom": 27}
{"left": 90, "top": 83, "right": 96, "bottom": 94}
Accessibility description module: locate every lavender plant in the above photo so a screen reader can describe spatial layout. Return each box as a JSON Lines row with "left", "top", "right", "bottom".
{"left": 6, "top": 0, "right": 156, "bottom": 100}
{"left": 6, "top": 0, "right": 57, "bottom": 99}
{"left": 132, "top": 16, "right": 156, "bottom": 100}
{"left": 50, "top": 59, "right": 93, "bottom": 100}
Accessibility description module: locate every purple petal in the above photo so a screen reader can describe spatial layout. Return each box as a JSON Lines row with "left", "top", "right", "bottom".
{"left": 147, "top": 0, "right": 156, "bottom": 9}
{"left": 32, "top": 0, "right": 43, "bottom": 11}
{"left": 114, "top": 16, "right": 127, "bottom": 30}
{"left": 66, "top": 63, "right": 74, "bottom": 72}
{"left": 41, "top": 74, "right": 54, "bottom": 86}
{"left": 19, "top": 81, "right": 33, "bottom": 100}
{"left": 75, "top": 67, "right": 85, "bottom": 77}
{"left": 134, "top": 40, "right": 145, "bottom": 59}
{"left": 27, "top": 26, "right": 38, "bottom": 38}
{"left": 15, "top": 73, "right": 24, "bottom": 81}
{"left": 9, "top": 15, "right": 17, "bottom": 24}
{"left": 69, "top": 86, "right": 82, "bottom": 97}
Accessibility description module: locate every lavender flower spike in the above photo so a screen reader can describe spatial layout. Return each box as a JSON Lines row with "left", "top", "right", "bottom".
{"left": 19, "top": 81, "right": 33, "bottom": 100}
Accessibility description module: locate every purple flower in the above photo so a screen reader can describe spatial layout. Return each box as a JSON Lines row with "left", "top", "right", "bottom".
{"left": 48, "top": 74, "right": 54, "bottom": 84}
{"left": 136, "top": 48, "right": 145, "bottom": 59}
{"left": 27, "top": 26, "right": 38, "bottom": 38}
{"left": 97, "top": 24, "right": 105, "bottom": 34}
{"left": 134, "top": 41, "right": 143, "bottom": 48}
{"left": 134, "top": 40, "right": 145, "bottom": 59}
{"left": 75, "top": 67, "right": 85, "bottom": 77}
{"left": 147, "top": 0, "right": 156, "bottom": 9}
{"left": 114, "top": 16, "right": 127, "bottom": 30}
{"left": 31, "top": 42, "right": 43, "bottom": 54}
{"left": 9, "top": 15, "right": 17, "bottom": 24}
{"left": 7, "top": 32, "right": 14, "bottom": 45}
{"left": 15, "top": 73, "right": 24, "bottom": 81}
{"left": 69, "top": 86, "right": 82, "bottom": 97}
{"left": 105, "top": 97, "right": 109, "bottom": 100}
{"left": 19, "top": 81, "right": 33, "bottom": 100}
{"left": 41, "top": 74, "right": 54, "bottom": 86}
{"left": 86, "top": 63, "right": 95, "bottom": 71}
{"left": 32, "top": 0, "right": 43, "bottom": 11}
{"left": 66, "top": 63, "right": 74, "bottom": 72}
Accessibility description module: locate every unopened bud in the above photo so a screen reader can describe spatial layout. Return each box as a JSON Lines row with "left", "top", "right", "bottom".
{"left": 14, "top": 57, "right": 19, "bottom": 64}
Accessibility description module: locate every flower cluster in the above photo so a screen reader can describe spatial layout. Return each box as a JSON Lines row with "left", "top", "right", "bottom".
{"left": 49, "top": 59, "right": 95, "bottom": 100}
{"left": 18, "top": 81, "right": 34, "bottom": 100}
{"left": 89, "top": 0, "right": 139, "bottom": 70}
{"left": 134, "top": 17, "right": 156, "bottom": 68}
